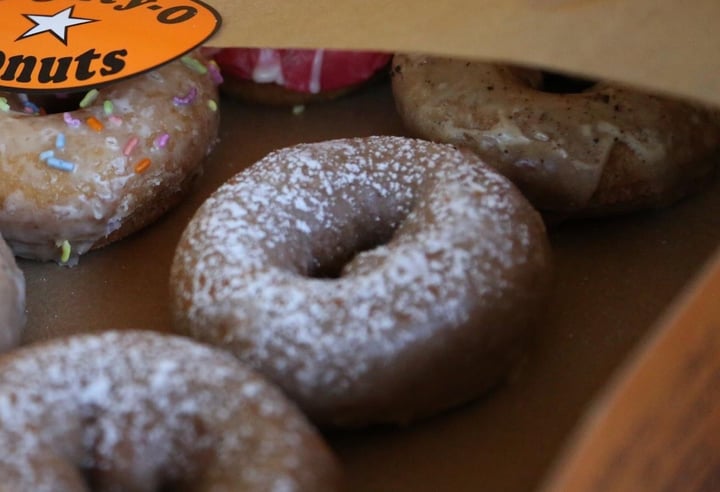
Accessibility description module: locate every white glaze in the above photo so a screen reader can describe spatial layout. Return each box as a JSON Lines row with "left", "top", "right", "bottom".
{"left": 308, "top": 49, "right": 325, "bottom": 94}
{"left": 0, "top": 54, "right": 220, "bottom": 263}
{"left": 392, "top": 55, "right": 720, "bottom": 214}
{"left": 252, "top": 48, "right": 285, "bottom": 85}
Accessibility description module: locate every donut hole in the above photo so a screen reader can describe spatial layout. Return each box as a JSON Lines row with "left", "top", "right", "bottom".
{"left": 0, "top": 91, "right": 86, "bottom": 115}
{"left": 307, "top": 220, "right": 399, "bottom": 279}
{"left": 75, "top": 412, "right": 216, "bottom": 492}
{"left": 78, "top": 448, "right": 215, "bottom": 492}
{"left": 538, "top": 71, "right": 597, "bottom": 94}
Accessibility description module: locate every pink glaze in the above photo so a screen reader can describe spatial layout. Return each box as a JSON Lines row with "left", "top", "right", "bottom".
{"left": 207, "top": 48, "right": 391, "bottom": 94}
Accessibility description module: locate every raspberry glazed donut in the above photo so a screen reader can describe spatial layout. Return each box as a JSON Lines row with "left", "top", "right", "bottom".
{"left": 0, "top": 52, "right": 220, "bottom": 264}
{"left": 391, "top": 54, "right": 720, "bottom": 217}
{"left": 0, "top": 233, "right": 24, "bottom": 351}
{"left": 0, "top": 330, "right": 341, "bottom": 491}
{"left": 206, "top": 48, "right": 391, "bottom": 105}
{"left": 171, "top": 136, "right": 552, "bottom": 427}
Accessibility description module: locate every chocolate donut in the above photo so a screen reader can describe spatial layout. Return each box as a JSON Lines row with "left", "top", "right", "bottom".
{"left": 0, "top": 233, "right": 24, "bottom": 351}
{"left": 391, "top": 54, "right": 720, "bottom": 217}
{"left": 0, "top": 331, "right": 341, "bottom": 491}
{"left": 171, "top": 136, "right": 552, "bottom": 427}
{"left": 0, "top": 53, "right": 220, "bottom": 264}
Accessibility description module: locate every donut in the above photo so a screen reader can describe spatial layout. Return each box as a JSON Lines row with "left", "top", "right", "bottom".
{"left": 0, "top": 233, "right": 24, "bottom": 351}
{"left": 391, "top": 54, "right": 720, "bottom": 217}
{"left": 0, "top": 52, "right": 221, "bottom": 264}
{"left": 0, "top": 330, "right": 341, "bottom": 491}
{"left": 170, "top": 136, "right": 552, "bottom": 427}
{"left": 206, "top": 48, "right": 391, "bottom": 105}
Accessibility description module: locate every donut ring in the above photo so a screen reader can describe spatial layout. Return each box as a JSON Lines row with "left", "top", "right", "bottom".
{"left": 0, "top": 331, "right": 341, "bottom": 491}
{"left": 171, "top": 136, "right": 552, "bottom": 427}
{"left": 0, "top": 53, "right": 220, "bottom": 263}
{"left": 0, "top": 233, "right": 24, "bottom": 352}
{"left": 391, "top": 54, "right": 720, "bottom": 217}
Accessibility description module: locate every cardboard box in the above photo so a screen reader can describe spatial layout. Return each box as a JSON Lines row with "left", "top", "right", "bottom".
{"left": 10, "top": 1, "right": 720, "bottom": 490}
{"left": 20, "top": 87, "right": 720, "bottom": 491}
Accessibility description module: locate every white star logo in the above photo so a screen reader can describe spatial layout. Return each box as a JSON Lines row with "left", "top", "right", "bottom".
{"left": 18, "top": 6, "right": 97, "bottom": 45}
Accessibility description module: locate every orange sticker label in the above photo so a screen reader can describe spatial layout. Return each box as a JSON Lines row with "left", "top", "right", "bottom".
{"left": 0, "top": 0, "right": 221, "bottom": 92}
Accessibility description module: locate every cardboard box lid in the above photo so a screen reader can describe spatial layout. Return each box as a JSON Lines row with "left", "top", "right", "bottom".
{"left": 207, "top": 0, "right": 720, "bottom": 107}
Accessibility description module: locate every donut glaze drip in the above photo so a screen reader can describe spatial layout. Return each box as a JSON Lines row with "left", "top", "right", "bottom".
{"left": 0, "top": 54, "right": 220, "bottom": 263}
{"left": 0, "top": 331, "right": 340, "bottom": 491}
{"left": 172, "top": 136, "right": 552, "bottom": 426}
{"left": 0, "top": 233, "right": 24, "bottom": 352}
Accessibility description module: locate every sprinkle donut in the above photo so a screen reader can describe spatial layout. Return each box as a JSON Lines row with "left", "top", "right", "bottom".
{"left": 0, "top": 233, "right": 24, "bottom": 352}
{"left": 206, "top": 48, "right": 391, "bottom": 105}
{"left": 0, "top": 53, "right": 220, "bottom": 264}
{"left": 171, "top": 136, "right": 552, "bottom": 427}
{"left": 0, "top": 330, "right": 341, "bottom": 491}
{"left": 391, "top": 54, "right": 720, "bottom": 217}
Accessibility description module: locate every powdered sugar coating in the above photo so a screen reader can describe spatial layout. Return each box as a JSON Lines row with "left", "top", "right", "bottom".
{"left": 171, "top": 136, "right": 551, "bottom": 426}
{"left": 0, "top": 331, "right": 340, "bottom": 491}
{"left": 0, "top": 233, "right": 24, "bottom": 351}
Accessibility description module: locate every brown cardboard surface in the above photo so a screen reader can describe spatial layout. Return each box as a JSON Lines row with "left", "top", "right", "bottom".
{"left": 540, "top": 237, "right": 720, "bottom": 492}
{"left": 206, "top": 0, "right": 720, "bottom": 107}
{"left": 19, "top": 82, "right": 720, "bottom": 491}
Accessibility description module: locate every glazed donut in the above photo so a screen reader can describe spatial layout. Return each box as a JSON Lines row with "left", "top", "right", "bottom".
{"left": 206, "top": 48, "right": 391, "bottom": 105}
{"left": 0, "top": 233, "right": 24, "bottom": 351}
{"left": 0, "top": 53, "right": 220, "bottom": 264}
{"left": 0, "top": 330, "right": 341, "bottom": 491}
{"left": 171, "top": 136, "right": 551, "bottom": 427}
{"left": 391, "top": 54, "right": 720, "bottom": 217}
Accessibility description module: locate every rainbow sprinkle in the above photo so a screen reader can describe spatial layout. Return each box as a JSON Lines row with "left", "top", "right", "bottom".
{"left": 79, "top": 89, "right": 99, "bottom": 108}
{"left": 103, "top": 100, "right": 114, "bottom": 116}
{"left": 181, "top": 56, "right": 208, "bottom": 75}
{"left": 207, "top": 100, "right": 218, "bottom": 112}
{"left": 0, "top": 98, "right": 9, "bottom": 112}
{"left": 59, "top": 240, "right": 71, "bottom": 263}
{"left": 207, "top": 60, "right": 224, "bottom": 85}
{"left": 173, "top": 87, "right": 197, "bottom": 106}
{"left": 23, "top": 100, "right": 40, "bottom": 115}
{"left": 17, "top": 93, "right": 41, "bottom": 114}
{"left": 55, "top": 133, "right": 66, "bottom": 150}
{"left": 40, "top": 148, "right": 76, "bottom": 172}
{"left": 153, "top": 133, "right": 170, "bottom": 149}
{"left": 45, "top": 156, "right": 76, "bottom": 172}
{"left": 63, "top": 112, "right": 81, "bottom": 128}
{"left": 123, "top": 136, "right": 139, "bottom": 156}
{"left": 47, "top": 158, "right": 76, "bottom": 172}
{"left": 86, "top": 116, "right": 104, "bottom": 132}
{"left": 134, "top": 158, "right": 151, "bottom": 173}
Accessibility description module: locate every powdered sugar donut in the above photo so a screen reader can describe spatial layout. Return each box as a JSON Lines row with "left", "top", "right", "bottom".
{"left": 0, "top": 53, "right": 220, "bottom": 264}
{"left": 171, "top": 136, "right": 551, "bottom": 427}
{"left": 207, "top": 48, "right": 391, "bottom": 105}
{"left": 0, "top": 330, "right": 341, "bottom": 491}
{"left": 0, "top": 233, "right": 24, "bottom": 351}
{"left": 391, "top": 54, "right": 720, "bottom": 217}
